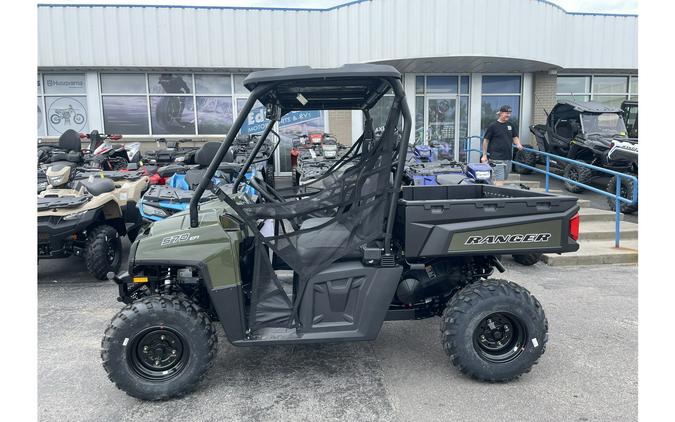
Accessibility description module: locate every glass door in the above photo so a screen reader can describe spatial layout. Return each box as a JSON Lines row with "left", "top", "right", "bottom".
{"left": 425, "top": 96, "right": 460, "bottom": 160}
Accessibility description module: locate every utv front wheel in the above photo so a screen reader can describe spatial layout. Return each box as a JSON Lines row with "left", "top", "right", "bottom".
{"left": 101, "top": 295, "right": 218, "bottom": 400}
{"left": 563, "top": 163, "right": 593, "bottom": 193}
{"left": 440, "top": 279, "right": 548, "bottom": 382}
{"left": 85, "top": 225, "right": 122, "bottom": 280}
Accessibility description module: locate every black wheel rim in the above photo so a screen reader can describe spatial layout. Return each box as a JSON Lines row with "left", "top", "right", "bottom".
{"left": 106, "top": 236, "right": 118, "bottom": 265}
{"left": 128, "top": 327, "right": 188, "bottom": 381}
{"left": 473, "top": 312, "right": 527, "bottom": 363}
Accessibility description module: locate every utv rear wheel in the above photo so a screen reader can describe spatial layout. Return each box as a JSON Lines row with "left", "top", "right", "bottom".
{"left": 563, "top": 163, "right": 593, "bottom": 193}
{"left": 513, "top": 149, "right": 536, "bottom": 174}
{"left": 512, "top": 253, "right": 542, "bottom": 266}
{"left": 85, "top": 225, "right": 122, "bottom": 280}
{"left": 101, "top": 294, "right": 218, "bottom": 401}
{"left": 607, "top": 175, "right": 638, "bottom": 214}
{"left": 440, "top": 279, "right": 548, "bottom": 382}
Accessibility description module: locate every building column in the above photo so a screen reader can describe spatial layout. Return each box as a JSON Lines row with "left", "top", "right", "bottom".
{"left": 468, "top": 73, "right": 483, "bottom": 162}
{"left": 521, "top": 72, "right": 534, "bottom": 146}
{"left": 85, "top": 71, "right": 103, "bottom": 131}
{"left": 350, "top": 110, "right": 363, "bottom": 144}
{"left": 404, "top": 73, "right": 416, "bottom": 146}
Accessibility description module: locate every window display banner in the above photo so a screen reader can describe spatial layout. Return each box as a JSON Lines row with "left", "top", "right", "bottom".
{"left": 239, "top": 102, "right": 269, "bottom": 135}
{"left": 279, "top": 110, "right": 322, "bottom": 127}
{"left": 46, "top": 96, "right": 88, "bottom": 135}
{"left": 43, "top": 74, "right": 86, "bottom": 95}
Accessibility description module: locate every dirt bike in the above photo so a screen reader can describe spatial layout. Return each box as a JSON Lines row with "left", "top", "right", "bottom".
{"left": 50, "top": 105, "right": 84, "bottom": 125}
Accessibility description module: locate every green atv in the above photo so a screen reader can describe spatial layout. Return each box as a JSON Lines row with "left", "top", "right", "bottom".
{"left": 101, "top": 65, "right": 580, "bottom": 400}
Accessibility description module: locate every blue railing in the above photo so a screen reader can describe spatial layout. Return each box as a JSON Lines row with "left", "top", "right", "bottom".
{"left": 512, "top": 146, "right": 638, "bottom": 248}
{"left": 463, "top": 136, "right": 483, "bottom": 163}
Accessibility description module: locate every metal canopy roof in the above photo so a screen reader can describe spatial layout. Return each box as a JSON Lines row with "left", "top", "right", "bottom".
{"left": 244, "top": 64, "right": 401, "bottom": 111}
{"left": 555, "top": 100, "right": 622, "bottom": 113}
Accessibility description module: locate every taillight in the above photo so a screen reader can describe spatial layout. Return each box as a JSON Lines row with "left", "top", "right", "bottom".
{"left": 149, "top": 173, "right": 165, "bottom": 185}
{"left": 569, "top": 212, "right": 580, "bottom": 241}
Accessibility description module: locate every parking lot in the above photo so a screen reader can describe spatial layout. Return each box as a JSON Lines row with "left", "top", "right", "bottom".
{"left": 39, "top": 249, "right": 637, "bottom": 422}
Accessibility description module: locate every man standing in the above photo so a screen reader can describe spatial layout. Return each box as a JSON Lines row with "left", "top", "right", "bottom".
{"left": 481, "top": 105, "right": 523, "bottom": 183}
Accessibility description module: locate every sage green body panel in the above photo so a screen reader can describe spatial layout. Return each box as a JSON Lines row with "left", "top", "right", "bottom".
{"left": 134, "top": 199, "right": 246, "bottom": 288}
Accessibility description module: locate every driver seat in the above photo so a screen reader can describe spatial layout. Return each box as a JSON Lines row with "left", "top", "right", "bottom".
{"left": 75, "top": 178, "right": 116, "bottom": 196}
{"left": 184, "top": 142, "right": 233, "bottom": 188}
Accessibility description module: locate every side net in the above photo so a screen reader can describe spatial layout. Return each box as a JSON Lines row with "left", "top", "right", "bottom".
{"left": 221, "top": 95, "right": 403, "bottom": 330}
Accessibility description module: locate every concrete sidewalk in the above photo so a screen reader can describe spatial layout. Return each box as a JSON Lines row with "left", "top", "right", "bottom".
{"left": 38, "top": 261, "right": 637, "bottom": 422}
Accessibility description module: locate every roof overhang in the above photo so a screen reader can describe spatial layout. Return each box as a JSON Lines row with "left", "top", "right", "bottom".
{"left": 374, "top": 56, "right": 562, "bottom": 73}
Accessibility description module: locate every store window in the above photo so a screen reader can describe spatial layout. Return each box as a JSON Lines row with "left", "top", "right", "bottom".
{"left": 37, "top": 74, "right": 45, "bottom": 137}
{"left": 195, "top": 74, "right": 233, "bottom": 135}
{"left": 100, "top": 73, "right": 149, "bottom": 134}
{"left": 481, "top": 75, "right": 521, "bottom": 133}
{"left": 415, "top": 75, "right": 471, "bottom": 160}
{"left": 100, "top": 72, "right": 238, "bottom": 136}
{"left": 556, "top": 76, "right": 590, "bottom": 96}
{"left": 149, "top": 73, "right": 194, "bottom": 135}
{"left": 233, "top": 74, "right": 248, "bottom": 94}
{"left": 556, "top": 75, "right": 637, "bottom": 107}
{"left": 42, "top": 73, "right": 88, "bottom": 136}
{"left": 629, "top": 76, "right": 638, "bottom": 100}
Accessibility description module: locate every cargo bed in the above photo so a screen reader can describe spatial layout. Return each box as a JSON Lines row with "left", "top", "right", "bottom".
{"left": 396, "top": 185, "right": 580, "bottom": 258}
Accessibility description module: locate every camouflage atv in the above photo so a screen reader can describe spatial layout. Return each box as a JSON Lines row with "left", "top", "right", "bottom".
{"left": 38, "top": 164, "right": 149, "bottom": 279}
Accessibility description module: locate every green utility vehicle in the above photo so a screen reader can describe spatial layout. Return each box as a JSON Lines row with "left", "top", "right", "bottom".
{"left": 101, "top": 65, "right": 580, "bottom": 400}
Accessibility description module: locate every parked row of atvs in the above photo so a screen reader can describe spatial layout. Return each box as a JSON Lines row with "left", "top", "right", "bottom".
{"left": 38, "top": 130, "right": 276, "bottom": 279}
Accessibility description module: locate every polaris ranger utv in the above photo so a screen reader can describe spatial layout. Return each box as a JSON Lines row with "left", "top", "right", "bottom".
{"left": 101, "top": 65, "right": 580, "bottom": 400}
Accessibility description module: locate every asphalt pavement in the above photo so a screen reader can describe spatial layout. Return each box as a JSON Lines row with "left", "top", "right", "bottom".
{"left": 38, "top": 251, "right": 637, "bottom": 422}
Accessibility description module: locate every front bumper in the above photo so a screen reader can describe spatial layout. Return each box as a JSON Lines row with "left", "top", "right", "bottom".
{"left": 37, "top": 210, "right": 96, "bottom": 257}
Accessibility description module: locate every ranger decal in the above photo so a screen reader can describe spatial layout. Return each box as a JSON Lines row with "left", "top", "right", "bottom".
{"left": 464, "top": 233, "right": 552, "bottom": 245}
{"left": 161, "top": 232, "right": 200, "bottom": 246}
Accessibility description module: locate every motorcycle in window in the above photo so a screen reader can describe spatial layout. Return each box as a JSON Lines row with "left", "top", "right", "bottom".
{"left": 49, "top": 104, "right": 84, "bottom": 125}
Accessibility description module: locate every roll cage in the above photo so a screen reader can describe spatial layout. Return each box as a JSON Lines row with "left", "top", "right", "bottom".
{"left": 188, "top": 64, "right": 412, "bottom": 257}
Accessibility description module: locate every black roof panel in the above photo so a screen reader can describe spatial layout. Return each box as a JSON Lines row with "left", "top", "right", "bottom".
{"left": 243, "top": 64, "right": 401, "bottom": 111}
{"left": 243, "top": 64, "right": 401, "bottom": 89}
{"left": 555, "top": 100, "right": 622, "bottom": 113}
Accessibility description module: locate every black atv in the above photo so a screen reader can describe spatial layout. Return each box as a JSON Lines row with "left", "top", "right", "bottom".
{"left": 529, "top": 101, "right": 638, "bottom": 195}
{"left": 142, "top": 138, "right": 199, "bottom": 166}
{"left": 621, "top": 100, "right": 638, "bottom": 139}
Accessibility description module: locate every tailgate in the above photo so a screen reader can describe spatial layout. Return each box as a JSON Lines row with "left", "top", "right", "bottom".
{"left": 397, "top": 185, "right": 580, "bottom": 257}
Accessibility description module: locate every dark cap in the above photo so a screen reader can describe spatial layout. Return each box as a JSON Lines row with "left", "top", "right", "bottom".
{"left": 499, "top": 105, "right": 512, "bottom": 113}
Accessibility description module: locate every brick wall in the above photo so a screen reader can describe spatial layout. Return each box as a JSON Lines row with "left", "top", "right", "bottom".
{"left": 533, "top": 72, "right": 557, "bottom": 125}
{"left": 327, "top": 110, "right": 353, "bottom": 146}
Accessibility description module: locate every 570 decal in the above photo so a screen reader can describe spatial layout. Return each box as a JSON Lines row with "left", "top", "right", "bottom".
{"left": 161, "top": 232, "right": 200, "bottom": 246}
{"left": 464, "top": 233, "right": 552, "bottom": 245}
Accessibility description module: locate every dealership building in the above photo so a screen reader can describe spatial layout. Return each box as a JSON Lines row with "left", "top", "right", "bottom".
{"left": 37, "top": 0, "right": 637, "bottom": 174}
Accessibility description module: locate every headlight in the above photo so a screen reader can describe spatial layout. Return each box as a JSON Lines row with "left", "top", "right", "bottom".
{"left": 475, "top": 171, "right": 492, "bottom": 179}
{"left": 143, "top": 204, "right": 168, "bottom": 218}
{"left": 48, "top": 175, "right": 65, "bottom": 186}
{"left": 63, "top": 210, "right": 89, "bottom": 221}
